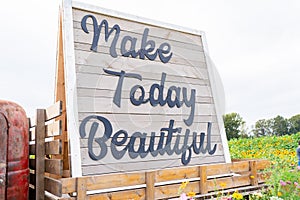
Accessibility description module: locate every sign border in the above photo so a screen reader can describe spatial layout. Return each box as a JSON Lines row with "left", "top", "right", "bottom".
{"left": 62, "top": 0, "right": 231, "bottom": 177}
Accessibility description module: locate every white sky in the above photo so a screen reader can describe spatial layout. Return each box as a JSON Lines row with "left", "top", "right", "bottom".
{"left": 0, "top": 0, "right": 299, "bottom": 127}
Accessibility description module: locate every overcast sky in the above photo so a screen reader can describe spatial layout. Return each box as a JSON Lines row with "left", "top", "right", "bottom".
{"left": 1, "top": 0, "right": 299, "bottom": 128}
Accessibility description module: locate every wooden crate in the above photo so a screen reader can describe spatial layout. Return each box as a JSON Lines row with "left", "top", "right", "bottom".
{"left": 28, "top": 102, "right": 271, "bottom": 199}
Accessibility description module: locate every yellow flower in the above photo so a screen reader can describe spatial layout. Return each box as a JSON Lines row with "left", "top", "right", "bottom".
{"left": 187, "top": 191, "right": 196, "bottom": 197}
{"left": 179, "top": 180, "right": 189, "bottom": 190}
{"left": 220, "top": 182, "right": 227, "bottom": 188}
{"left": 277, "top": 191, "right": 282, "bottom": 197}
{"left": 232, "top": 191, "right": 243, "bottom": 200}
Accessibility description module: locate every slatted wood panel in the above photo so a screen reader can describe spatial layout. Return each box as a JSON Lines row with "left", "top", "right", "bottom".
{"left": 71, "top": 5, "right": 228, "bottom": 175}
{"left": 29, "top": 101, "right": 63, "bottom": 200}
{"left": 44, "top": 159, "right": 271, "bottom": 200}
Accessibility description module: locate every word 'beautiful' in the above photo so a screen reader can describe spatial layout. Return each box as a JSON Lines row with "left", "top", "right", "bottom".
{"left": 80, "top": 116, "right": 217, "bottom": 165}
{"left": 81, "top": 14, "right": 173, "bottom": 63}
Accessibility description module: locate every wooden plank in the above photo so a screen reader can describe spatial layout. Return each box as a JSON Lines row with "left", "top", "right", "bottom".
{"left": 30, "top": 120, "right": 62, "bottom": 140}
{"left": 81, "top": 157, "right": 225, "bottom": 176}
{"left": 146, "top": 171, "right": 155, "bottom": 200}
{"left": 156, "top": 166, "right": 199, "bottom": 182}
{"left": 77, "top": 88, "right": 213, "bottom": 104}
{"left": 30, "top": 159, "right": 63, "bottom": 176}
{"left": 30, "top": 102, "right": 62, "bottom": 127}
{"left": 45, "top": 159, "right": 63, "bottom": 176}
{"left": 72, "top": 8, "right": 203, "bottom": 47}
{"left": 44, "top": 176, "right": 62, "bottom": 197}
{"left": 75, "top": 65, "right": 210, "bottom": 85}
{"left": 75, "top": 71, "right": 211, "bottom": 95}
{"left": 199, "top": 165, "right": 207, "bottom": 194}
{"left": 155, "top": 181, "right": 199, "bottom": 199}
{"left": 72, "top": 25, "right": 203, "bottom": 54}
{"left": 256, "top": 159, "right": 271, "bottom": 170}
{"left": 78, "top": 113, "right": 217, "bottom": 123}
{"left": 46, "top": 101, "right": 62, "bottom": 121}
{"left": 74, "top": 49, "right": 205, "bottom": 73}
{"left": 230, "top": 161, "right": 250, "bottom": 173}
{"left": 206, "top": 175, "right": 251, "bottom": 192}
{"left": 250, "top": 160, "right": 258, "bottom": 186}
{"left": 73, "top": 37, "right": 205, "bottom": 65}
{"left": 77, "top": 177, "right": 87, "bottom": 200}
{"left": 61, "top": 172, "right": 145, "bottom": 193}
{"left": 206, "top": 163, "right": 231, "bottom": 176}
{"left": 55, "top": 13, "right": 70, "bottom": 177}
{"left": 75, "top": 57, "right": 208, "bottom": 81}
{"left": 87, "top": 188, "right": 145, "bottom": 200}
{"left": 35, "top": 109, "right": 46, "bottom": 200}
{"left": 30, "top": 139, "right": 62, "bottom": 155}
{"left": 77, "top": 97, "right": 215, "bottom": 115}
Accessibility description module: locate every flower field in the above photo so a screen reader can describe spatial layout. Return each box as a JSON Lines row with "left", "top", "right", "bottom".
{"left": 228, "top": 132, "right": 300, "bottom": 199}
{"left": 229, "top": 133, "right": 300, "bottom": 165}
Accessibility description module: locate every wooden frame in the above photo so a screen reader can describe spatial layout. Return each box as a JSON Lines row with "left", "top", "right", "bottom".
{"left": 29, "top": 114, "right": 271, "bottom": 199}
{"left": 61, "top": 0, "right": 231, "bottom": 177}
{"left": 27, "top": 1, "right": 272, "bottom": 199}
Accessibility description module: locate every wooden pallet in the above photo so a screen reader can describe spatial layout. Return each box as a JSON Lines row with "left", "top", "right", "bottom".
{"left": 28, "top": 102, "right": 270, "bottom": 199}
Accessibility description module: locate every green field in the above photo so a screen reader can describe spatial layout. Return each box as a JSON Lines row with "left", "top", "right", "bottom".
{"left": 228, "top": 133, "right": 300, "bottom": 199}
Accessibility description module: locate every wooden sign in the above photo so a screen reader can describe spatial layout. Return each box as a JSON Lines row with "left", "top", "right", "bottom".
{"left": 59, "top": 0, "right": 231, "bottom": 177}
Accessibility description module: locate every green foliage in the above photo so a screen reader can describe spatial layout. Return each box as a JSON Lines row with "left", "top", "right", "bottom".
{"left": 223, "top": 112, "right": 246, "bottom": 140}
{"left": 289, "top": 114, "right": 300, "bottom": 134}
{"left": 229, "top": 133, "right": 300, "bottom": 163}
{"left": 252, "top": 119, "right": 273, "bottom": 137}
{"left": 272, "top": 115, "right": 290, "bottom": 136}
{"left": 251, "top": 114, "right": 300, "bottom": 137}
{"left": 229, "top": 133, "right": 300, "bottom": 199}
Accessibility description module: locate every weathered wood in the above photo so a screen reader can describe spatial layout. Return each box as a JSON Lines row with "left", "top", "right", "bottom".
{"left": 55, "top": 13, "right": 70, "bottom": 177}
{"left": 81, "top": 156, "right": 225, "bottom": 176}
{"left": 44, "top": 176, "right": 62, "bottom": 197}
{"left": 199, "top": 166, "right": 207, "bottom": 194}
{"left": 72, "top": 8, "right": 203, "bottom": 46}
{"left": 40, "top": 160, "right": 271, "bottom": 200}
{"left": 30, "top": 119, "right": 62, "bottom": 140}
{"left": 256, "top": 159, "right": 271, "bottom": 170}
{"left": 155, "top": 181, "right": 199, "bottom": 199}
{"left": 87, "top": 188, "right": 145, "bottom": 200}
{"left": 206, "top": 175, "right": 251, "bottom": 192}
{"left": 46, "top": 101, "right": 63, "bottom": 121}
{"left": 45, "top": 159, "right": 63, "bottom": 176}
{"left": 250, "top": 160, "right": 258, "bottom": 186}
{"left": 30, "top": 102, "right": 62, "bottom": 127}
{"left": 156, "top": 166, "right": 199, "bottom": 182}
{"left": 35, "top": 109, "right": 46, "bottom": 200}
{"left": 30, "top": 139, "right": 62, "bottom": 155}
{"left": 61, "top": 172, "right": 146, "bottom": 194}
{"left": 146, "top": 171, "right": 155, "bottom": 200}
{"left": 77, "top": 177, "right": 87, "bottom": 200}
{"left": 30, "top": 159, "right": 63, "bottom": 176}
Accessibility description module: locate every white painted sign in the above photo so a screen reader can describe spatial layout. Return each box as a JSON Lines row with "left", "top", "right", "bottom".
{"left": 62, "top": 0, "right": 230, "bottom": 177}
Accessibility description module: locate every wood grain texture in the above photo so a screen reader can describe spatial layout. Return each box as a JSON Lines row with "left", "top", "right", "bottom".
{"left": 70, "top": 6, "right": 227, "bottom": 176}
{"left": 35, "top": 109, "right": 46, "bottom": 200}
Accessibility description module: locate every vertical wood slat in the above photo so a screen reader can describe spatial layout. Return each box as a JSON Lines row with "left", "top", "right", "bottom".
{"left": 199, "top": 166, "right": 207, "bottom": 194}
{"left": 76, "top": 178, "right": 87, "bottom": 200}
{"left": 0, "top": 113, "right": 8, "bottom": 200}
{"left": 146, "top": 171, "right": 155, "bottom": 200}
{"left": 55, "top": 13, "right": 69, "bottom": 177}
{"left": 36, "top": 109, "right": 46, "bottom": 200}
{"left": 250, "top": 161, "right": 258, "bottom": 186}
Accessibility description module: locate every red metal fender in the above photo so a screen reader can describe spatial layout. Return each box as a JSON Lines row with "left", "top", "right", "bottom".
{"left": 0, "top": 100, "right": 29, "bottom": 200}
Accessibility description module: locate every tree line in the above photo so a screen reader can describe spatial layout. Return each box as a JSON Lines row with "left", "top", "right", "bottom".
{"left": 223, "top": 113, "right": 300, "bottom": 140}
